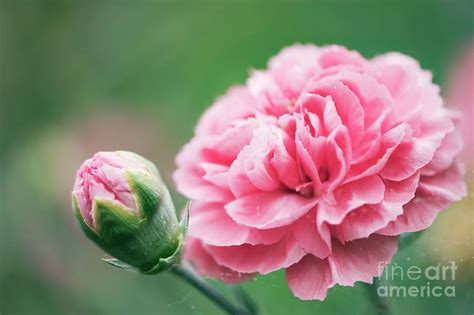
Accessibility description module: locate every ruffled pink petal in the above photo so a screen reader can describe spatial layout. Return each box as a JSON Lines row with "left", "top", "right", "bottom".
{"left": 296, "top": 93, "right": 343, "bottom": 136}
{"left": 228, "top": 125, "right": 282, "bottom": 197}
{"left": 268, "top": 44, "right": 321, "bottom": 99}
{"left": 286, "top": 255, "right": 333, "bottom": 300}
{"left": 381, "top": 121, "right": 453, "bottom": 181}
{"left": 292, "top": 210, "right": 331, "bottom": 259}
{"left": 332, "top": 203, "right": 403, "bottom": 242}
{"left": 318, "top": 45, "right": 365, "bottom": 68}
{"left": 294, "top": 122, "right": 322, "bottom": 187}
{"left": 418, "top": 162, "right": 466, "bottom": 201}
{"left": 345, "top": 122, "right": 408, "bottom": 183}
{"left": 305, "top": 79, "right": 365, "bottom": 143}
{"left": 328, "top": 235, "right": 398, "bottom": 286}
{"left": 377, "top": 191, "right": 450, "bottom": 235}
{"left": 174, "top": 139, "right": 234, "bottom": 202}
{"left": 369, "top": 54, "right": 424, "bottom": 125}
{"left": 175, "top": 119, "right": 258, "bottom": 202}
{"left": 201, "top": 163, "right": 230, "bottom": 190}
{"left": 188, "top": 201, "right": 286, "bottom": 246}
{"left": 324, "top": 126, "right": 351, "bottom": 192}
{"left": 247, "top": 71, "right": 289, "bottom": 116}
{"left": 332, "top": 172, "right": 420, "bottom": 241}
{"left": 379, "top": 164, "right": 465, "bottom": 235}
{"left": 383, "top": 171, "right": 421, "bottom": 204}
{"left": 204, "top": 236, "right": 306, "bottom": 274}
{"left": 337, "top": 70, "right": 392, "bottom": 128}
{"left": 270, "top": 129, "right": 302, "bottom": 190}
{"left": 318, "top": 175, "right": 385, "bottom": 225}
{"left": 173, "top": 166, "right": 233, "bottom": 203}
{"left": 185, "top": 238, "right": 254, "bottom": 283}
{"left": 421, "top": 128, "right": 464, "bottom": 175}
{"left": 204, "top": 119, "right": 258, "bottom": 165}
{"left": 225, "top": 191, "right": 318, "bottom": 229}
{"left": 196, "top": 86, "right": 257, "bottom": 136}
{"left": 244, "top": 155, "right": 282, "bottom": 193}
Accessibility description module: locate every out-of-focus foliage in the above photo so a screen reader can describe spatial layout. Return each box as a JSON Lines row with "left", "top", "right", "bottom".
{"left": 1, "top": 1, "right": 473, "bottom": 314}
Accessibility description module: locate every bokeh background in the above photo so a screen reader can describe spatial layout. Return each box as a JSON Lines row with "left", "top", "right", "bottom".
{"left": 1, "top": 1, "right": 473, "bottom": 314}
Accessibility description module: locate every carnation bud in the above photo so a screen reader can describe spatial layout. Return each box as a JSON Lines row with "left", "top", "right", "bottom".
{"left": 72, "top": 151, "right": 187, "bottom": 274}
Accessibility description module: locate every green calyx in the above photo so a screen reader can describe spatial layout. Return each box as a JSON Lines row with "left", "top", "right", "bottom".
{"left": 72, "top": 166, "right": 188, "bottom": 275}
{"left": 102, "top": 204, "right": 189, "bottom": 275}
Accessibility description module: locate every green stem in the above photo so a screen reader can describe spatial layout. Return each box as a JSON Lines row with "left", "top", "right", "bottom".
{"left": 365, "top": 278, "right": 391, "bottom": 315}
{"left": 171, "top": 262, "right": 250, "bottom": 314}
{"left": 231, "top": 285, "right": 259, "bottom": 315}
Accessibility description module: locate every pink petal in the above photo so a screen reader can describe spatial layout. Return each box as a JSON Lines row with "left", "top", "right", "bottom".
{"left": 174, "top": 139, "right": 234, "bottom": 202}
{"left": 196, "top": 85, "right": 257, "bottom": 136}
{"left": 337, "top": 70, "right": 392, "bottom": 128}
{"left": 292, "top": 210, "right": 331, "bottom": 259}
{"left": 381, "top": 136, "right": 444, "bottom": 181}
{"left": 201, "top": 163, "right": 230, "bottom": 190}
{"left": 305, "top": 79, "right": 365, "bottom": 143}
{"left": 204, "top": 119, "right": 257, "bottom": 165}
{"left": 228, "top": 125, "right": 282, "bottom": 197}
{"left": 421, "top": 128, "right": 464, "bottom": 175}
{"left": 225, "top": 191, "right": 318, "bottom": 229}
{"left": 346, "top": 123, "right": 408, "bottom": 182}
{"left": 324, "top": 126, "right": 351, "bottom": 192}
{"left": 418, "top": 162, "right": 466, "bottom": 201}
{"left": 286, "top": 255, "right": 333, "bottom": 300}
{"left": 377, "top": 191, "right": 450, "bottom": 235}
{"left": 244, "top": 154, "right": 282, "bottom": 192}
{"left": 317, "top": 45, "right": 365, "bottom": 68}
{"left": 318, "top": 175, "right": 385, "bottom": 225}
{"left": 328, "top": 235, "right": 398, "bottom": 286}
{"left": 352, "top": 129, "right": 382, "bottom": 164}
{"left": 204, "top": 236, "right": 306, "bottom": 274}
{"left": 383, "top": 171, "right": 421, "bottom": 204}
{"left": 332, "top": 172, "right": 420, "bottom": 241}
{"left": 296, "top": 93, "right": 343, "bottom": 136}
{"left": 185, "top": 238, "right": 254, "bottom": 283}
{"left": 247, "top": 71, "right": 289, "bottom": 116}
{"left": 369, "top": 54, "right": 423, "bottom": 124}
{"left": 173, "top": 166, "right": 233, "bottom": 203}
{"left": 188, "top": 202, "right": 286, "bottom": 246}
{"left": 269, "top": 44, "right": 321, "bottom": 99}
{"left": 382, "top": 112, "right": 455, "bottom": 181}
{"left": 270, "top": 130, "right": 302, "bottom": 190}
{"left": 294, "top": 124, "right": 322, "bottom": 187}
{"left": 332, "top": 202, "right": 403, "bottom": 242}
{"left": 378, "top": 164, "right": 466, "bottom": 236}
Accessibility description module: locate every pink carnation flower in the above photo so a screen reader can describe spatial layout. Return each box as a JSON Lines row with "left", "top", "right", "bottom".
{"left": 174, "top": 44, "right": 467, "bottom": 300}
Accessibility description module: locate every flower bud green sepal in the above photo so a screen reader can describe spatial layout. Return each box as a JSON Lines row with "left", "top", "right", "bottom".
{"left": 72, "top": 168, "right": 188, "bottom": 275}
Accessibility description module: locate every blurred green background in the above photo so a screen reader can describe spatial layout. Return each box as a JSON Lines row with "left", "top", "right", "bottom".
{"left": 1, "top": 1, "right": 473, "bottom": 314}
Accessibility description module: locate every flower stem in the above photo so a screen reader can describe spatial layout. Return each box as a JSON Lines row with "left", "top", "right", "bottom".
{"left": 231, "top": 285, "right": 259, "bottom": 315}
{"left": 365, "top": 278, "right": 391, "bottom": 315}
{"left": 171, "top": 262, "right": 251, "bottom": 314}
